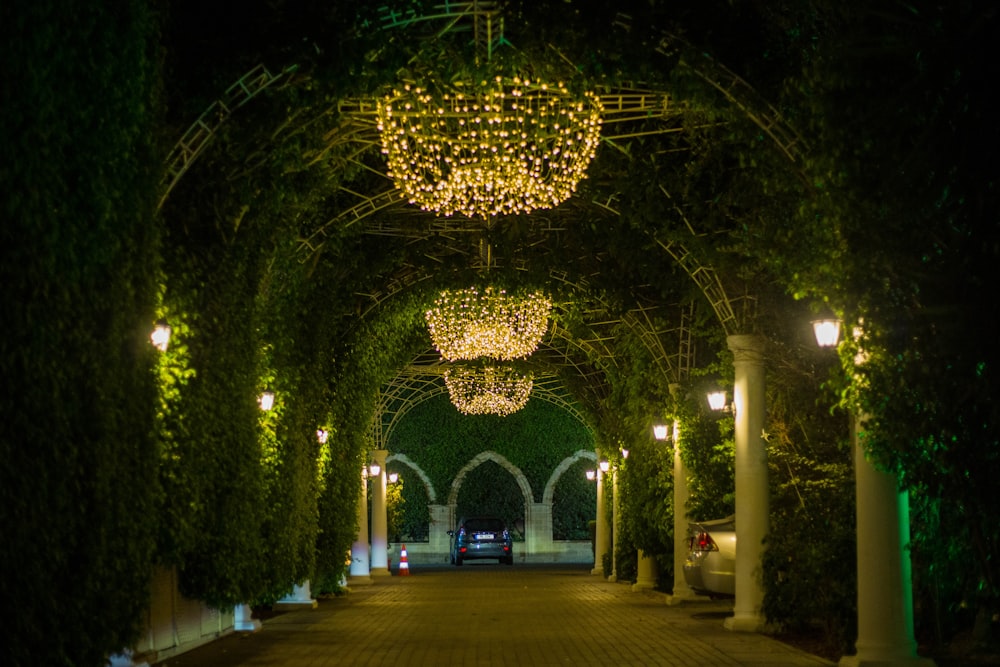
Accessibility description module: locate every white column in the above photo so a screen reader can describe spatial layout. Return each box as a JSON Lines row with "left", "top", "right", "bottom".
{"left": 233, "top": 603, "right": 261, "bottom": 632}
{"left": 592, "top": 456, "right": 610, "bottom": 576}
{"left": 608, "top": 468, "right": 621, "bottom": 581}
{"left": 839, "top": 415, "right": 936, "bottom": 667}
{"left": 632, "top": 549, "right": 659, "bottom": 591}
{"left": 370, "top": 449, "right": 390, "bottom": 576}
{"left": 668, "top": 419, "right": 700, "bottom": 604}
{"left": 349, "top": 469, "right": 372, "bottom": 583}
{"left": 725, "top": 334, "right": 768, "bottom": 632}
{"left": 275, "top": 581, "right": 318, "bottom": 610}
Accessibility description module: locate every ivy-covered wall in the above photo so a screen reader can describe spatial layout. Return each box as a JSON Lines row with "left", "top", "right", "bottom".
{"left": 388, "top": 393, "right": 595, "bottom": 535}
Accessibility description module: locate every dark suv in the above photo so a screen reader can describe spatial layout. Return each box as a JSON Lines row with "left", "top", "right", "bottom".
{"left": 448, "top": 517, "right": 514, "bottom": 565}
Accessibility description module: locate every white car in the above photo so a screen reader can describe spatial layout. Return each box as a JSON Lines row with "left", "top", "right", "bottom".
{"left": 683, "top": 516, "right": 735, "bottom": 597}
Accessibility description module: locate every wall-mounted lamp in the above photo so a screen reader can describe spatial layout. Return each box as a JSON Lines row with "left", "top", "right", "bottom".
{"left": 652, "top": 423, "right": 669, "bottom": 441}
{"left": 388, "top": 472, "right": 399, "bottom": 484}
{"left": 316, "top": 429, "right": 329, "bottom": 444}
{"left": 708, "top": 390, "right": 731, "bottom": 412}
{"left": 812, "top": 318, "right": 842, "bottom": 348}
{"left": 620, "top": 447, "right": 629, "bottom": 459}
{"left": 368, "top": 461, "right": 382, "bottom": 477}
{"left": 259, "top": 391, "right": 275, "bottom": 411}
{"left": 585, "top": 469, "right": 596, "bottom": 481}
{"left": 151, "top": 321, "right": 172, "bottom": 351}
{"left": 599, "top": 458, "right": 610, "bottom": 473}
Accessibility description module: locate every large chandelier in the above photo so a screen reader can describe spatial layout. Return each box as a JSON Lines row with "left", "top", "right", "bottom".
{"left": 445, "top": 365, "right": 534, "bottom": 416}
{"left": 425, "top": 287, "right": 551, "bottom": 361}
{"left": 377, "top": 77, "right": 603, "bottom": 218}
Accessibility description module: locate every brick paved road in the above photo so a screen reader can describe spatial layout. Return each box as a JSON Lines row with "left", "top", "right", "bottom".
{"left": 152, "top": 564, "right": 834, "bottom": 667}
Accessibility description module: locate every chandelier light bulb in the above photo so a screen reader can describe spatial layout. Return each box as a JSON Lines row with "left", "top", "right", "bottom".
{"left": 425, "top": 287, "right": 551, "bottom": 362}
{"left": 377, "top": 78, "right": 603, "bottom": 218}
{"left": 444, "top": 365, "right": 534, "bottom": 416}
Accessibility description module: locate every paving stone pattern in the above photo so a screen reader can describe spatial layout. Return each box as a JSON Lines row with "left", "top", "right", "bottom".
{"left": 153, "top": 564, "right": 834, "bottom": 667}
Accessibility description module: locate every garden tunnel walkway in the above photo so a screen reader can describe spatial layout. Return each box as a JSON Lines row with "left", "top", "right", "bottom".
{"left": 152, "top": 565, "right": 833, "bottom": 667}
{"left": 148, "top": 4, "right": 930, "bottom": 666}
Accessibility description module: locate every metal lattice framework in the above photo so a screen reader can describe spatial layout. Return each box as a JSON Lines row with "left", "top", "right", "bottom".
{"left": 158, "top": 3, "right": 805, "bottom": 438}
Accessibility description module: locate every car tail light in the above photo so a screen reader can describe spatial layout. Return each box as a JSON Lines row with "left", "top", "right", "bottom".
{"left": 692, "top": 532, "right": 718, "bottom": 552}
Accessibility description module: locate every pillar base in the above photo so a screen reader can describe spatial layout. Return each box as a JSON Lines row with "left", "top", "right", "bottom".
{"left": 234, "top": 604, "right": 261, "bottom": 633}
{"left": 665, "top": 588, "right": 702, "bottom": 606}
{"left": 591, "top": 566, "right": 604, "bottom": 576}
{"left": 370, "top": 567, "right": 391, "bottom": 577}
{"left": 108, "top": 650, "right": 150, "bottom": 667}
{"left": 839, "top": 655, "right": 936, "bottom": 667}
{"left": 724, "top": 612, "right": 765, "bottom": 633}
{"left": 607, "top": 573, "right": 618, "bottom": 583}
{"left": 631, "top": 581, "right": 656, "bottom": 592}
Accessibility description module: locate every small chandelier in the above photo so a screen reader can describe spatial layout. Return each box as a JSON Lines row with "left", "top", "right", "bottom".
{"left": 444, "top": 365, "right": 533, "bottom": 416}
{"left": 377, "top": 77, "right": 603, "bottom": 218}
{"left": 425, "top": 286, "right": 551, "bottom": 361}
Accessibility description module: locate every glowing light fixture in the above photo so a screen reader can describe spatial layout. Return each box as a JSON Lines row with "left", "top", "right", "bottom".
{"left": 151, "top": 321, "right": 172, "bottom": 351}
{"left": 599, "top": 458, "right": 610, "bottom": 473}
{"left": 369, "top": 461, "right": 382, "bottom": 477}
{"left": 586, "top": 469, "right": 596, "bottom": 481}
{"left": 652, "top": 423, "right": 669, "bottom": 441}
{"left": 707, "top": 391, "right": 727, "bottom": 412}
{"left": 444, "top": 364, "right": 533, "bottom": 416}
{"left": 620, "top": 448, "right": 629, "bottom": 459}
{"left": 377, "top": 77, "right": 603, "bottom": 218}
{"left": 388, "top": 472, "right": 400, "bottom": 484}
{"left": 425, "top": 287, "right": 551, "bottom": 361}
{"left": 812, "top": 318, "right": 842, "bottom": 348}
{"left": 316, "top": 429, "right": 329, "bottom": 444}
{"left": 259, "top": 391, "right": 275, "bottom": 411}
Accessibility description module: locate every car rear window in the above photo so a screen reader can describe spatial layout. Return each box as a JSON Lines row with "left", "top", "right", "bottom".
{"left": 465, "top": 519, "right": 504, "bottom": 532}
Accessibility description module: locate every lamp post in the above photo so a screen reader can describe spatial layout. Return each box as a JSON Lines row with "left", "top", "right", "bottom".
{"left": 814, "top": 320, "right": 934, "bottom": 667}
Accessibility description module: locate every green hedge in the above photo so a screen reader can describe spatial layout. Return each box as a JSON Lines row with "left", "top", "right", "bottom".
{"left": 1, "top": 1, "right": 163, "bottom": 664}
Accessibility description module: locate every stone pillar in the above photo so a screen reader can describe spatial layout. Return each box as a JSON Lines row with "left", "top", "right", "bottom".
{"left": 592, "top": 457, "right": 610, "bottom": 576}
{"left": 724, "top": 334, "right": 768, "bottom": 632}
{"left": 350, "top": 469, "right": 372, "bottom": 583}
{"left": 668, "top": 419, "right": 700, "bottom": 604}
{"left": 632, "top": 549, "right": 659, "bottom": 591}
{"left": 233, "top": 603, "right": 260, "bottom": 632}
{"left": 370, "top": 449, "right": 390, "bottom": 576}
{"left": 609, "top": 468, "right": 621, "bottom": 581}
{"left": 275, "top": 581, "right": 317, "bottom": 610}
{"left": 428, "top": 504, "right": 451, "bottom": 561}
{"left": 527, "top": 502, "right": 553, "bottom": 562}
{"left": 839, "top": 415, "right": 936, "bottom": 667}
{"left": 107, "top": 650, "right": 150, "bottom": 667}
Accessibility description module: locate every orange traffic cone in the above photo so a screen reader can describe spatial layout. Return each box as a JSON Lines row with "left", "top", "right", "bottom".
{"left": 398, "top": 544, "right": 410, "bottom": 576}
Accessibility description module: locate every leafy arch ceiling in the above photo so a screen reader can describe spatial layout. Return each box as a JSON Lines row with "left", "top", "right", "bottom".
{"left": 161, "top": 1, "right": 805, "bottom": 438}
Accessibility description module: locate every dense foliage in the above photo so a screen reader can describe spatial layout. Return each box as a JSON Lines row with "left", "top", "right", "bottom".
{"left": 1, "top": 1, "right": 163, "bottom": 664}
